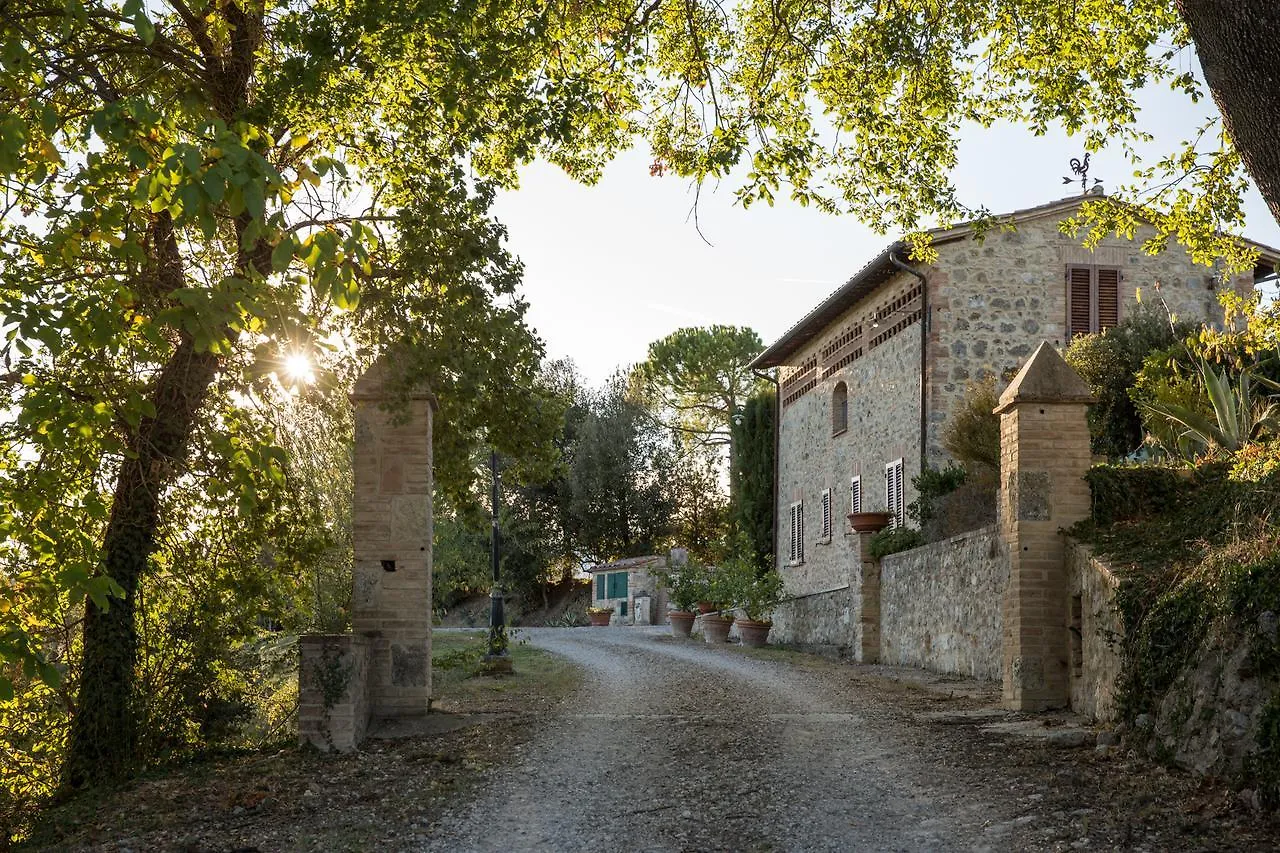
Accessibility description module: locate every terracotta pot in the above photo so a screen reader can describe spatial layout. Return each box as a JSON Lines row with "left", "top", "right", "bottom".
{"left": 701, "top": 614, "right": 733, "bottom": 644}
{"left": 588, "top": 609, "right": 613, "bottom": 627}
{"left": 736, "top": 619, "right": 772, "bottom": 648}
{"left": 696, "top": 601, "right": 717, "bottom": 614}
{"left": 848, "top": 511, "right": 893, "bottom": 533}
{"left": 669, "top": 610, "right": 696, "bottom": 638}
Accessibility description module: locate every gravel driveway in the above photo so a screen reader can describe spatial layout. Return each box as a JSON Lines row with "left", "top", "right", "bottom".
{"left": 424, "top": 627, "right": 1114, "bottom": 852}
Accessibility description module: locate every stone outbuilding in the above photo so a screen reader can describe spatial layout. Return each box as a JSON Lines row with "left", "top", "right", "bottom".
{"left": 750, "top": 191, "right": 1280, "bottom": 653}
{"left": 587, "top": 554, "right": 673, "bottom": 625}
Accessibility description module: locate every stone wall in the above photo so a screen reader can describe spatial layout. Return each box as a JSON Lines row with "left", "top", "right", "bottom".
{"left": 768, "top": 584, "right": 858, "bottom": 655}
{"left": 879, "top": 526, "right": 1008, "bottom": 681}
{"left": 298, "top": 634, "right": 370, "bottom": 751}
{"left": 1066, "top": 541, "right": 1123, "bottom": 722}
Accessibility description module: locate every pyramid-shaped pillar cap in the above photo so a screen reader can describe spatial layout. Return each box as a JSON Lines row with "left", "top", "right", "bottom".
{"left": 993, "top": 341, "right": 1095, "bottom": 414}
{"left": 350, "top": 350, "right": 438, "bottom": 407}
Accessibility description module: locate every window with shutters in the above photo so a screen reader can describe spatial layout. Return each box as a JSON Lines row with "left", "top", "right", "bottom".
{"left": 885, "top": 458, "right": 905, "bottom": 529}
{"left": 1067, "top": 265, "right": 1122, "bottom": 338}
{"left": 606, "top": 571, "right": 629, "bottom": 599}
{"left": 788, "top": 501, "right": 805, "bottom": 564}
{"left": 850, "top": 476, "right": 862, "bottom": 516}
{"left": 832, "top": 382, "right": 848, "bottom": 435}
{"left": 820, "top": 488, "right": 832, "bottom": 542}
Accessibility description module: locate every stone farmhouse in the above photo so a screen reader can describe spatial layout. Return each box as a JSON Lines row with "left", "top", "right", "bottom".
{"left": 750, "top": 192, "right": 1279, "bottom": 656}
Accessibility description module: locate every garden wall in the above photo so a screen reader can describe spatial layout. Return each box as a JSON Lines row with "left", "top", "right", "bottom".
{"left": 879, "top": 525, "right": 1008, "bottom": 681}
{"left": 1066, "top": 541, "right": 1123, "bottom": 722}
{"left": 769, "top": 584, "right": 860, "bottom": 656}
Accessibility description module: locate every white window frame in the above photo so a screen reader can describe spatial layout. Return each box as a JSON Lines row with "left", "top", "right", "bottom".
{"left": 788, "top": 500, "right": 805, "bottom": 565}
{"left": 820, "top": 488, "right": 832, "bottom": 543}
{"left": 850, "top": 475, "right": 862, "bottom": 517}
{"left": 885, "top": 458, "right": 905, "bottom": 529}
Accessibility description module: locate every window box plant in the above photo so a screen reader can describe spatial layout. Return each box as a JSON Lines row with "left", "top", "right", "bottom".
{"left": 587, "top": 606, "right": 614, "bottom": 627}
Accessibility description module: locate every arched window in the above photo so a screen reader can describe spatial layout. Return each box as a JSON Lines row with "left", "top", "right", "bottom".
{"left": 832, "top": 382, "right": 848, "bottom": 435}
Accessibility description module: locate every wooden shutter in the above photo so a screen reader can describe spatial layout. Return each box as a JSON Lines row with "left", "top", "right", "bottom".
{"left": 1067, "top": 265, "right": 1093, "bottom": 338}
{"left": 595, "top": 574, "right": 606, "bottom": 600}
{"left": 783, "top": 502, "right": 793, "bottom": 560}
{"left": 821, "top": 489, "right": 832, "bottom": 539}
{"left": 886, "top": 459, "right": 904, "bottom": 529}
{"left": 796, "top": 502, "right": 805, "bottom": 562}
{"left": 607, "top": 572, "right": 628, "bottom": 599}
{"left": 1097, "top": 268, "right": 1120, "bottom": 330}
{"left": 789, "top": 503, "right": 799, "bottom": 563}
{"left": 885, "top": 464, "right": 897, "bottom": 529}
{"left": 850, "top": 476, "right": 861, "bottom": 515}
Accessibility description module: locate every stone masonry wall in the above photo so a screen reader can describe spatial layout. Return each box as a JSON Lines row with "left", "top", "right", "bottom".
{"left": 924, "top": 213, "right": 1253, "bottom": 465}
{"left": 298, "top": 634, "right": 370, "bottom": 751}
{"left": 768, "top": 585, "right": 859, "bottom": 655}
{"left": 1066, "top": 540, "right": 1123, "bottom": 722}
{"left": 879, "top": 526, "right": 1008, "bottom": 681}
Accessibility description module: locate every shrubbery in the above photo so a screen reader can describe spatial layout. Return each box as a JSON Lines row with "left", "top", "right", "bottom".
{"left": 1065, "top": 304, "right": 1193, "bottom": 460}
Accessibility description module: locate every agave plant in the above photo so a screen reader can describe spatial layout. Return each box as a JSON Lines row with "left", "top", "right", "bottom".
{"left": 1140, "top": 360, "right": 1280, "bottom": 459}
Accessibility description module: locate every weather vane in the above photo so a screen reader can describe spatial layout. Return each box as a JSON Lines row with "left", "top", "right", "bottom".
{"left": 1062, "top": 153, "right": 1102, "bottom": 194}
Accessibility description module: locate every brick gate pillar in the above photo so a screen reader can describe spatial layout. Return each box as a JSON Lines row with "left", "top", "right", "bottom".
{"left": 350, "top": 356, "right": 437, "bottom": 720}
{"left": 994, "top": 342, "right": 1094, "bottom": 711}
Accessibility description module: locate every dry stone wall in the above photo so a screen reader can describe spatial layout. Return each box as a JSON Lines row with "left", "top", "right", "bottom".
{"left": 879, "top": 526, "right": 1008, "bottom": 681}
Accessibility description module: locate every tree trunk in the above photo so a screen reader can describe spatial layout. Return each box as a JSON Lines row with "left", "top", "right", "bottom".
{"left": 61, "top": 3, "right": 262, "bottom": 791}
{"left": 1178, "top": 0, "right": 1280, "bottom": 229}
{"left": 62, "top": 337, "right": 221, "bottom": 788}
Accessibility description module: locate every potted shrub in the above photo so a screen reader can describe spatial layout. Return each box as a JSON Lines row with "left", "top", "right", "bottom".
{"left": 655, "top": 561, "right": 708, "bottom": 638}
{"left": 699, "top": 563, "right": 737, "bottom": 644}
{"left": 733, "top": 568, "right": 784, "bottom": 648}
{"left": 587, "top": 606, "right": 614, "bottom": 627}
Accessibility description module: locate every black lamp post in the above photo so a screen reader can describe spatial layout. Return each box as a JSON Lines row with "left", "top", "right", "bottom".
{"left": 482, "top": 449, "right": 513, "bottom": 674}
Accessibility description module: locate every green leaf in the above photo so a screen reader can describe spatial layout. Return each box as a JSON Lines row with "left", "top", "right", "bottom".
{"left": 271, "top": 237, "right": 294, "bottom": 272}
{"left": 132, "top": 10, "right": 156, "bottom": 45}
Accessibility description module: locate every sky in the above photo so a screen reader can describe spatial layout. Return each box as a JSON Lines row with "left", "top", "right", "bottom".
{"left": 492, "top": 78, "right": 1280, "bottom": 387}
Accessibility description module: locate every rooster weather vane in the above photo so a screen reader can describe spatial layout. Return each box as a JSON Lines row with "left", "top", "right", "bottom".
{"left": 1063, "top": 153, "right": 1103, "bottom": 194}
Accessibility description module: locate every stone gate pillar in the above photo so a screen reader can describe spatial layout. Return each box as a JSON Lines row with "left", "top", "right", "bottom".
{"left": 994, "top": 342, "right": 1093, "bottom": 711}
{"left": 350, "top": 356, "right": 436, "bottom": 720}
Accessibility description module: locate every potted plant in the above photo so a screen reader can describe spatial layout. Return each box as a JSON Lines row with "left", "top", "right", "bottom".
{"left": 655, "top": 560, "right": 708, "bottom": 638}
{"left": 733, "top": 568, "right": 783, "bottom": 648}
{"left": 587, "top": 606, "right": 614, "bottom": 627}
{"left": 848, "top": 510, "right": 893, "bottom": 533}
{"left": 699, "top": 563, "right": 737, "bottom": 644}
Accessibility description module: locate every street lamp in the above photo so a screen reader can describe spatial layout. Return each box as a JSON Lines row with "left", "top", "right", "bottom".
{"left": 481, "top": 449, "right": 513, "bottom": 675}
